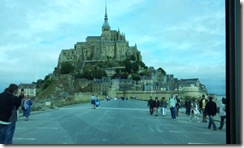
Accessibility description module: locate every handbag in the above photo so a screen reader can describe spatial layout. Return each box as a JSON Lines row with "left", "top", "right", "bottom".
{"left": 22, "top": 106, "right": 26, "bottom": 111}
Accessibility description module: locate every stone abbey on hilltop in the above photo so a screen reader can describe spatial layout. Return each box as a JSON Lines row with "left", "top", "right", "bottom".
{"left": 22, "top": 5, "right": 208, "bottom": 100}
{"left": 57, "top": 5, "right": 142, "bottom": 72}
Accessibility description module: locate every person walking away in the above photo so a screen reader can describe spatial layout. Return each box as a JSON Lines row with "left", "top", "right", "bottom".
{"left": 168, "top": 94, "right": 177, "bottom": 120}
{"left": 205, "top": 96, "right": 218, "bottom": 130}
{"left": 198, "top": 96, "right": 202, "bottom": 113}
{"left": 154, "top": 97, "right": 159, "bottom": 116}
{"left": 147, "top": 97, "right": 154, "bottom": 115}
{"left": 218, "top": 97, "right": 226, "bottom": 130}
{"left": 175, "top": 95, "right": 181, "bottom": 117}
{"left": 184, "top": 98, "right": 191, "bottom": 116}
{"left": 22, "top": 95, "right": 33, "bottom": 121}
{"left": 0, "top": 84, "right": 24, "bottom": 144}
{"left": 106, "top": 96, "right": 110, "bottom": 101}
{"left": 95, "top": 96, "right": 100, "bottom": 110}
{"left": 160, "top": 97, "right": 167, "bottom": 116}
{"left": 189, "top": 99, "right": 200, "bottom": 123}
{"left": 90, "top": 94, "right": 96, "bottom": 109}
{"left": 201, "top": 95, "right": 208, "bottom": 122}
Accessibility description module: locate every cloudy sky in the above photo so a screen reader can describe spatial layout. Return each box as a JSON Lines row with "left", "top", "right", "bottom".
{"left": 0, "top": 0, "right": 226, "bottom": 95}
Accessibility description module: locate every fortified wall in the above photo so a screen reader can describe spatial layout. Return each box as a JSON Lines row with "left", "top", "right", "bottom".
{"left": 113, "top": 90, "right": 207, "bottom": 101}
{"left": 74, "top": 90, "right": 207, "bottom": 102}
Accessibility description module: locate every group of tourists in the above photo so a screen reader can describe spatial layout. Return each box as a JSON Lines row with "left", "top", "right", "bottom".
{"left": 147, "top": 94, "right": 181, "bottom": 120}
{"left": 147, "top": 94, "right": 227, "bottom": 131}
{"left": 147, "top": 96, "right": 168, "bottom": 116}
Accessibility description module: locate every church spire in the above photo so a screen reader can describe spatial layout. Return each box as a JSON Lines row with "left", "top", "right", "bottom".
{"left": 105, "top": 3, "right": 108, "bottom": 22}
{"left": 102, "top": 3, "right": 110, "bottom": 31}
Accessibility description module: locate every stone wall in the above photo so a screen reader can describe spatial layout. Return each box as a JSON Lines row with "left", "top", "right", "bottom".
{"left": 74, "top": 89, "right": 209, "bottom": 105}
{"left": 74, "top": 92, "right": 106, "bottom": 101}
{"left": 113, "top": 90, "right": 207, "bottom": 101}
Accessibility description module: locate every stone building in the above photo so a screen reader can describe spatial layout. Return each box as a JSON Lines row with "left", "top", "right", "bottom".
{"left": 177, "top": 78, "right": 207, "bottom": 92}
{"left": 93, "top": 77, "right": 134, "bottom": 96}
{"left": 93, "top": 77, "right": 112, "bottom": 95}
{"left": 18, "top": 83, "right": 36, "bottom": 97}
{"left": 57, "top": 5, "right": 142, "bottom": 73}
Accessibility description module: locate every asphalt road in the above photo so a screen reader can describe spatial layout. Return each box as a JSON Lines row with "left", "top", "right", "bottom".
{"left": 13, "top": 99, "right": 226, "bottom": 145}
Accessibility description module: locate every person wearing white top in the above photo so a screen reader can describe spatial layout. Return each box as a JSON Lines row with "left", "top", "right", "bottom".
{"left": 168, "top": 94, "right": 177, "bottom": 120}
{"left": 218, "top": 97, "right": 226, "bottom": 130}
{"left": 189, "top": 99, "right": 200, "bottom": 123}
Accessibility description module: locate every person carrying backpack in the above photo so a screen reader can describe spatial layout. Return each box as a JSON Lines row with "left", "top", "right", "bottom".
{"left": 95, "top": 96, "right": 100, "bottom": 110}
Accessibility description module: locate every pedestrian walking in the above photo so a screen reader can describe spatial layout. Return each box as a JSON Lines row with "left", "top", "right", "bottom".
{"left": 185, "top": 98, "right": 191, "bottom": 116}
{"left": 147, "top": 96, "right": 154, "bottom": 115}
{"left": 168, "top": 94, "right": 177, "bottom": 120}
{"left": 0, "top": 84, "right": 24, "bottom": 144}
{"left": 197, "top": 97, "right": 202, "bottom": 113}
{"left": 160, "top": 97, "right": 167, "bottom": 116}
{"left": 218, "top": 97, "right": 226, "bottom": 130}
{"left": 189, "top": 99, "right": 200, "bottom": 123}
{"left": 22, "top": 95, "right": 33, "bottom": 121}
{"left": 200, "top": 95, "right": 208, "bottom": 122}
{"left": 205, "top": 96, "right": 218, "bottom": 130}
{"left": 90, "top": 94, "right": 96, "bottom": 109}
{"left": 175, "top": 95, "right": 181, "bottom": 117}
{"left": 95, "top": 96, "right": 100, "bottom": 110}
{"left": 154, "top": 97, "right": 159, "bottom": 116}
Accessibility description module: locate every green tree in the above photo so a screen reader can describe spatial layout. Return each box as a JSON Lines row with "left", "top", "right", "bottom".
{"left": 157, "top": 67, "right": 166, "bottom": 75}
{"left": 80, "top": 66, "right": 108, "bottom": 80}
{"left": 43, "top": 79, "right": 54, "bottom": 89}
{"left": 93, "top": 69, "right": 108, "bottom": 79}
{"left": 131, "top": 74, "right": 141, "bottom": 81}
{"left": 139, "top": 70, "right": 151, "bottom": 77}
{"left": 60, "top": 62, "right": 74, "bottom": 74}
{"left": 81, "top": 69, "right": 93, "bottom": 80}
{"left": 124, "top": 59, "right": 139, "bottom": 74}
{"left": 128, "top": 55, "right": 136, "bottom": 61}
{"left": 139, "top": 61, "right": 148, "bottom": 69}
{"left": 112, "top": 71, "right": 128, "bottom": 79}
{"left": 120, "top": 72, "right": 128, "bottom": 79}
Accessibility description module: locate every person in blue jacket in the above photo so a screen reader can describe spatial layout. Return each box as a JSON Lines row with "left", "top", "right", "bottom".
{"left": 95, "top": 96, "right": 100, "bottom": 109}
{"left": 22, "top": 95, "right": 33, "bottom": 121}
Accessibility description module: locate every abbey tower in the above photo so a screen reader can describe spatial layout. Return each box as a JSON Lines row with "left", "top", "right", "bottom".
{"left": 57, "top": 5, "right": 142, "bottom": 73}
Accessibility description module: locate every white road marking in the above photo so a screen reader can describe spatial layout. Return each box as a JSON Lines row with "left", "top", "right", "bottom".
{"left": 188, "top": 142, "right": 210, "bottom": 144}
{"left": 17, "top": 127, "right": 58, "bottom": 130}
{"left": 100, "top": 107, "right": 148, "bottom": 111}
{"left": 170, "top": 131, "right": 223, "bottom": 134}
{"left": 37, "top": 127, "right": 58, "bottom": 129}
{"left": 14, "top": 138, "right": 36, "bottom": 141}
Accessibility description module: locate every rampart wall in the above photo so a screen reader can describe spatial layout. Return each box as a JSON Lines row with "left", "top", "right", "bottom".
{"left": 74, "top": 90, "right": 208, "bottom": 102}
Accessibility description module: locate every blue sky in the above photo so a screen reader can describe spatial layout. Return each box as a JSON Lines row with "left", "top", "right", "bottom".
{"left": 0, "top": 0, "right": 226, "bottom": 95}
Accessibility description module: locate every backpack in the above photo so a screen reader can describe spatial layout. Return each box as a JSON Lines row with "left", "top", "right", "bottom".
{"left": 95, "top": 100, "right": 100, "bottom": 105}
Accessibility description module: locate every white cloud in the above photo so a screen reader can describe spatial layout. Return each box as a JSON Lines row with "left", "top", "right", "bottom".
{"left": 0, "top": 0, "right": 226, "bottom": 95}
